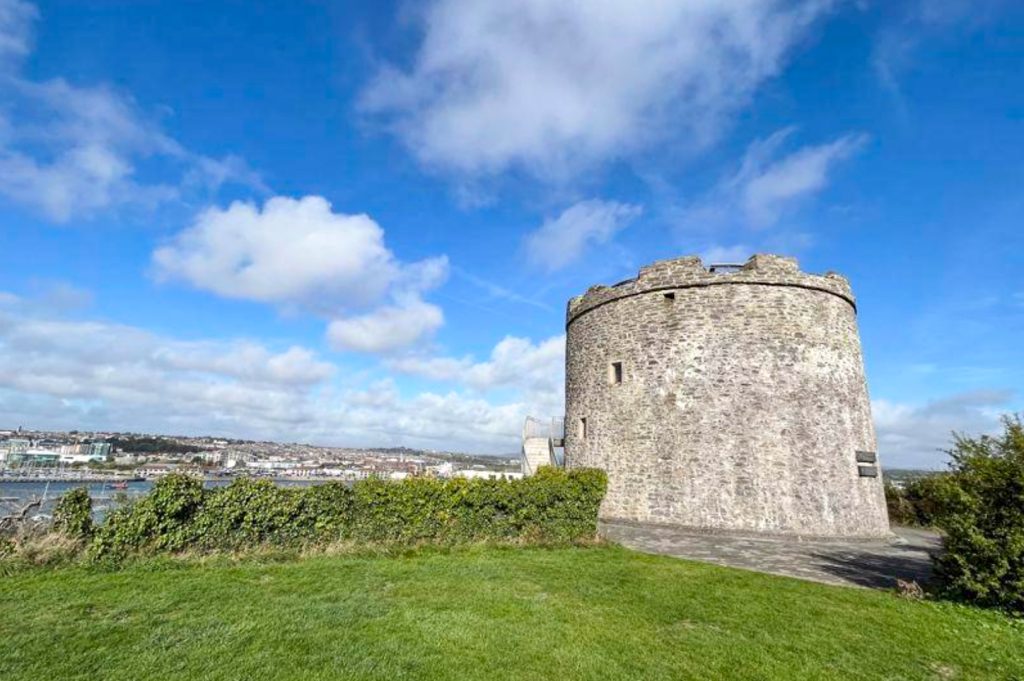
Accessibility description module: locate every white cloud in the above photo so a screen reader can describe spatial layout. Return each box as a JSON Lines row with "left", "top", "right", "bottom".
{"left": 155, "top": 196, "right": 400, "bottom": 305}
{"left": 873, "top": 389, "right": 1014, "bottom": 469}
{"left": 154, "top": 195, "right": 450, "bottom": 353}
{"left": 700, "top": 244, "right": 752, "bottom": 265}
{"left": 0, "top": 5, "right": 262, "bottom": 222}
{"left": 337, "top": 380, "right": 530, "bottom": 449}
{"left": 0, "top": 304, "right": 338, "bottom": 436}
{"left": 0, "top": 300, "right": 552, "bottom": 453}
{"left": 327, "top": 297, "right": 444, "bottom": 353}
{"left": 390, "top": 334, "right": 565, "bottom": 397}
{"left": 362, "top": 0, "right": 834, "bottom": 179}
{"left": 680, "top": 127, "right": 866, "bottom": 231}
{"left": 386, "top": 334, "right": 566, "bottom": 443}
{"left": 378, "top": 334, "right": 568, "bottom": 447}
{"left": 525, "top": 199, "right": 641, "bottom": 271}
{"left": 152, "top": 344, "right": 336, "bottom": 387}
{"left": 0, "top": 0, "right": 35, "bottom": 70}
{"left": 184, "top": 154, "right": 268, "bottom": 195}
{"left": 740, "top": 130, "right": 866, "bottom": 227}
{"left": 0, "top": 312, "right": 335, "bottom": 390}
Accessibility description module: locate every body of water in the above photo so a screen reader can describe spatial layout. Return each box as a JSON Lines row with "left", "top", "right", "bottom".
{"left": 0, "top": 478, "right": 322, "bottom": 520}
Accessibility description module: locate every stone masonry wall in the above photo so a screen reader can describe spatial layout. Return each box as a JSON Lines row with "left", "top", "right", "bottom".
{"left": 563, "top": 254, "right": 890, "bottom": 538}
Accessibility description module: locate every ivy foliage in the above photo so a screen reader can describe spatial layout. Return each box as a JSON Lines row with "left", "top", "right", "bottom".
{"left": 88, "top": 467, "right": 607, "bottom": 560}
{"left": 52, "top": 487, "right": 94, "bottom": 539}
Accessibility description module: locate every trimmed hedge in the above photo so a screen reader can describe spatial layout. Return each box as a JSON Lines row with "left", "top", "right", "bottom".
{"left": 88, "top": 467, "right": 607, "bottom": 560}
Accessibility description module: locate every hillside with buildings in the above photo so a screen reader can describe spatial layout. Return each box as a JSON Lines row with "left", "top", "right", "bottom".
{"left": 0, "top": 427, "right": 520, "bottom": 482}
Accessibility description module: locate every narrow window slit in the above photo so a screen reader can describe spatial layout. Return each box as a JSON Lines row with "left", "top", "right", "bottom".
{"left": 610, "top": 361, "right": 623, "bottom": 385}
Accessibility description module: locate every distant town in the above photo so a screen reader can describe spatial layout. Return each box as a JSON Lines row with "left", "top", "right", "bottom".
{"left": 0, "top": 427, "right": 523, "bottom": 482}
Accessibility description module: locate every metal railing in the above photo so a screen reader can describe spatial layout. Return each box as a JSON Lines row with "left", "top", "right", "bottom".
{"left": 707, "top": 263, "right": 745, "bottom": 274}
{"left": 522, "top": 416, "right": 564, "bottom": 440}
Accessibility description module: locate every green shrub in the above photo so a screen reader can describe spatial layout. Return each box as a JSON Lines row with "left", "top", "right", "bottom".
{"left": 88, "top": 467, "right": 607, "bottom": 560}
{"left": 930, "top": 415, "right": 1024, "bottom": 612}
{"left": 190, "top": 478, "right": 309, "bottom": 549}
{"left": 885, "top": 482, "right": 917, "bottom": 526}
{"left": 904, "top": 475, "right": 949, "bottom": 527}
{"left": 52, "top": 487, "right": 93, "bottom": 539}
{"left": 885, "top": 475, "right": 949, "bottom": 527}
{"left": 90, "top": 474, "right": 205, "bottom": 559}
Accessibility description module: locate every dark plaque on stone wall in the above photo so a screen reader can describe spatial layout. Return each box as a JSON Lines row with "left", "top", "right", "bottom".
{"left": 858, "top": 465, "right": 878, "bottom": 478}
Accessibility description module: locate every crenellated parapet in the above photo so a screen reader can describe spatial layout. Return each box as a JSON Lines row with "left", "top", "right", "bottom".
{"left": 566, "top": 253, "right": 855, "bottom": 325}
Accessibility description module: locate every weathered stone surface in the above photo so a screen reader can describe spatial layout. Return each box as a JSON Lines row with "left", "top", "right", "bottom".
{"left": 563, "top": 254, "right": 890, "bottom": 539}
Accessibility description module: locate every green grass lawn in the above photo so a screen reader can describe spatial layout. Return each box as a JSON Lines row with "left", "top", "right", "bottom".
{"left": 1, "top": 545, "right": 1021, "bottom": 680}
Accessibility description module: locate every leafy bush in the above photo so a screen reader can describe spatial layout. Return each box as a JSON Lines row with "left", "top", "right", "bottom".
{"left": 885, "top": 475, "right": 949, "bottom": 527}
{"left": 89, "top": 474, "right": 205, "bottom": 559}
{"left": 52, "top": 487, "right": 93, "bottom": 539}
{"left": 89, "top": 467, "right": 607, "bottom": 560}
{"left": 930, "top": 415, "right": 1024, "bottom": 612}
{"left": 189, "top": 478, "right": 310, "bottom": 549}
{"left": 885, "top": 482, "right": 916, "bottom": 526}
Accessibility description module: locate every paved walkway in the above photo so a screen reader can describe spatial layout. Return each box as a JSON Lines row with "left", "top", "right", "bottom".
{"left": 601, "top": 522, "right": 941, "bottom": 589}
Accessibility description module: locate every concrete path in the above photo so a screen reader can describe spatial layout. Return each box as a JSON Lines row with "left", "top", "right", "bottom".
{"left": 601, "top": 522, "right": 941, "bottom": 589}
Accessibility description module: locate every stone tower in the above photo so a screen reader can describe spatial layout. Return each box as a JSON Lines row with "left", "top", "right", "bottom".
{"left": 563, "top": 254, "right": 890, "bottom": 538}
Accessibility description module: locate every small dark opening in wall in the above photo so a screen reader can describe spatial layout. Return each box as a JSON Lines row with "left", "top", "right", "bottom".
{"left": 610, "top": 361, "right": 623, "bottom": 385}
{"left": 663, "top": 292, "right": 675, "bottom": 301}
{"left": 579, "top": 417, "right": 587, "bottom": 439}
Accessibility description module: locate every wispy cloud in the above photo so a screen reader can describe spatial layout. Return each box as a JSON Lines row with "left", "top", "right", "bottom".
{"left": 700, "top": 244, "right": 752, "bottom": 265}
{"left": 872, "top": 0, "right": 1010, "bottom": 110}
{"left": 679, "top": 127, "right": 866, "bottom": 232}
{"left": 524, "top": 199, "right": 642, "bottom": 272}
{"left": 453, "top": 267, "right": 555, "bottom": 313}
{"left": 0, "top": 0, "right": 35, "bottom": 70}
{"left": 0, "top": 1, "right": 263, "bottom": 222}
{"left": 361, "top": 0, "right": 835, "bottom": 180}
{"left": 873, "top": 389, "right": 1016, "bottom": 469}
{"left": 388, "top": 334, "right": 565, "bottom": 401}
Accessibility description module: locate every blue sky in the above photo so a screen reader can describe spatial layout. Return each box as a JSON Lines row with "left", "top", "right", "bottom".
{"left": 0, "top": 0, "right": 1021, "bottom": 467}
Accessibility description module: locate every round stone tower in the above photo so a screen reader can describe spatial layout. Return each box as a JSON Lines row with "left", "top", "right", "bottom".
{"left": 564, "top": 254, "right": 890, "bottom": 538}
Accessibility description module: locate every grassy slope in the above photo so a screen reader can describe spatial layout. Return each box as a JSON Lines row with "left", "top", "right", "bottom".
{"left": 1, "top": 546, "right": 1021, "bottom": 681}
